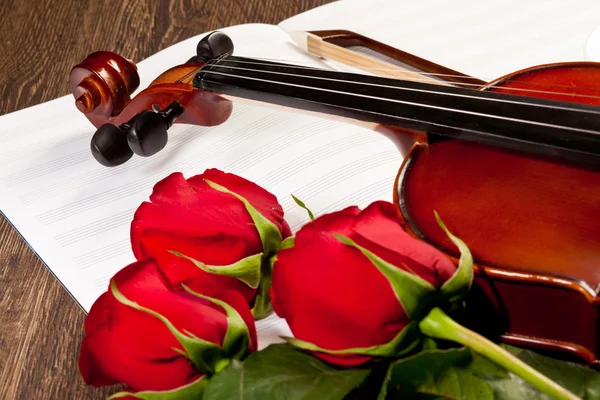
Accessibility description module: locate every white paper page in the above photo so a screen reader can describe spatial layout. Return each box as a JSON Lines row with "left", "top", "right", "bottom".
{"left": 279, "top": 0, "right": 600, "bottom": 81}
{"left": 0, "top": 23, "right": 402, "bottom": 349}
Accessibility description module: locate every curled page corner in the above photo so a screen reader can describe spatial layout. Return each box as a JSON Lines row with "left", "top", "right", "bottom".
{"left": 585, "top": 24, "right": 600, "bottom": 61}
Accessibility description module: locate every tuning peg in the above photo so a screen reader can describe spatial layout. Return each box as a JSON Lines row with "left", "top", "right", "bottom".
{"left": 127, "top": 102, "right": 184, "bottom": 157}
{"left": 90, "top": 102, "right": 183, "bottom": 166}
{"left": 187, "top": 31, "right": 234, "bottom": 63}
{"left": 90, "top": 123, "right": 134, "bottom": 167}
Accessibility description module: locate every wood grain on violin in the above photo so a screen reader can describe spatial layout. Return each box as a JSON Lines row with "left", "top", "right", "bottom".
{"left": 395, "top": 63, "right": 600, "bottom": 365}
{"left": 0, "top": 1, "right": 334, "bottom": 399}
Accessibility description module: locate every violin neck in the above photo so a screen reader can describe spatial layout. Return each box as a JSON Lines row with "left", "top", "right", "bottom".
{"left": 194, "top": 55, "right": 600, "bottom": 164}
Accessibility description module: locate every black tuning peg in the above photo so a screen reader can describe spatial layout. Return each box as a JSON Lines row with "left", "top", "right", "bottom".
{"left": 187, "top": 31, "right": 234, "bottom": 63}
{"left": 127, "top": 102, "right": 183, "bottom": 157}
{"left": 90, "top": 123, "right": 133, "bottom": 167}
{"left": 90, "top": 101, "right": 184, "bottom": 167}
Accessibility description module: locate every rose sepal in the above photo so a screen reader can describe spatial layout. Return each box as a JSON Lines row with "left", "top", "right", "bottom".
{"left": 203, "top": 179, "right": 286, "bottom": 320}
{"left": 250, "top": 266, "right": 272, "bottom": 320}
{"left": 283, "top": 215, "right": 473, "bottom": 360}
{"left": 283, "top": 321, "right": 421, "bottom": 358}
{"left": 110, "top": 280, "right": 252, "bottom": 377}
{"left": 268, "top": 236, "right": 295, "bottom": 274}
{"left": 204, "top": 179, "right": 282, "bottom": 254}
{"left": 435, "top": 212, "right": 474, "bottom": 307}
{"left": 279, "top": 236, "right": 295, "bottom": 250}
{"left": 334, "top": 234, "right": 437, "bottom": 319}
{"left": 110, "top": 280, "right": 225, "bottom": 375}
{"left": 182, "top": 285, "right": 252, "bottom": 362}
{"left": 291, "top": 194, "right": 315, "bottom": 220}
{"left": 108, "top": 376, "right": 208, "bottom": 400}
{"left": 171, "top": 252, "right": 263, "bottom": 289}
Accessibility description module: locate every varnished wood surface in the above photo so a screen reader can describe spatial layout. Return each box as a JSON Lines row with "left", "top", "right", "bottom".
{"left": 0, "top": 1, "right": 333, "bottom": 398}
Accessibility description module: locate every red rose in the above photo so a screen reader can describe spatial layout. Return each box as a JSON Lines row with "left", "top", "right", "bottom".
{"left": 131, "top": 169, "right": 292, "bottom": 316}
{"left": 79, "top": 258, "right": 257, "bottom": 395}
{"left": 271, "top": 201, "right": 457, "bottom": 366}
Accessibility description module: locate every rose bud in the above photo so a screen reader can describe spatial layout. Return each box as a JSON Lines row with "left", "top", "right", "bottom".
{"left": 270, "top": 200, "right": 472, "bottom": 367}
{"left": 131, "top": 169, "right": 292, "bottom": 318}
{"left": 79, "top": 258, "right": 256, "bottom": 397}
{"left": 270, "top": 201, "right": 581, "bottom": 400}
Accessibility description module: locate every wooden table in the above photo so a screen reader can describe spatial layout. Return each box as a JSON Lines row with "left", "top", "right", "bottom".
{"left": 0, "top": 1, "right": 332, "bottom": 398}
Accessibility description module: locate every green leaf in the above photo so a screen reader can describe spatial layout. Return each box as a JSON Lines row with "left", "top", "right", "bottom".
{"left": 110, "top": 280, "right": 224, "bottom": 376}
{"left": 205, "top": 179, "right": 282, "bottom": 255}
{"left": 203, "top": 344, "right": 370, "bottom": 400}
{"left": 291, "top": 194, "right": 315, "bottom": 220}
{"left": 171, "top": 251, "right": 263, "bottom": 289}
{"left": 435, "top": 212, "right": 474, "bottom": 306}
{"left": 490, "top": 345, "right": 600, "bottom": 400}
{"left": 334, "top": 234, "right": 436, "bottom": 319}
{"left": 382, "top": 347, "right": 495, "bottom": 400}
{"left": 381, "top": 345, "right": 600, "bottom": 400}
{"left": 109, "top": 375, "right": 207, "bottom": 399}
{"left": 182, "top": 285, "right": 251, "bottom": 363}
{"left": 284, "top": 321, "right": 421, "bottom": 359}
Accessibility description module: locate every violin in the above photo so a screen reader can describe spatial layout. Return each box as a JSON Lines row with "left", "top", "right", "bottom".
{"left": 69, "top": 31, "right": 600, "bottom": 366}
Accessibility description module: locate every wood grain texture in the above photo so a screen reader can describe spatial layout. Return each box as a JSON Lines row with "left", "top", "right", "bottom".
{"left": 0, "top": 1, "right": 333, "bottom": 398}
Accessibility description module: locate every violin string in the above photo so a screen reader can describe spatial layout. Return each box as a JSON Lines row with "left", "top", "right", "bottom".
{"left": 175, "top": 61, "right": 600, "bottom": 103}
{"left": 176, "top": 66, "right": 204, "bottom": 84}
{"left": 245, "top": 55, "right": 484, "bottom": 79}
{"left": 200, "top": 68, "right": 600, "bottom": 136}
{"left": 175, "top": 58, "right": 600, "bottom": 100}
{"left": 226, "top": 56, "right": 600, "bottom": 93}
{"left": 201, "top": 63, "right": 600, "bottom": 116}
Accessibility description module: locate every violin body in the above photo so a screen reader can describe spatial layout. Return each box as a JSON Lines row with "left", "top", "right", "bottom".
{"left": 70, "top": 33, "right": 600, "bottom": 365}
{"left": 395, "top": 62, "right": 600, "bottom": 365}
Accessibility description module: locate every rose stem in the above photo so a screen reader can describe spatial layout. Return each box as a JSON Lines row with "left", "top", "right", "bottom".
{"left": 419, "top": 307, "right": 580, "bottom": 400}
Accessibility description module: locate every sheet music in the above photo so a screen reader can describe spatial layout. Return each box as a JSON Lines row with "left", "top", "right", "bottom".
{"left": 0, "top": 24, "right": 401, "bottom": 349}
{"left": 6, "top": 0, "right": 598, "bottom": 350}
{"left": 279, "top": 0, "right": 600, "bottom": 80}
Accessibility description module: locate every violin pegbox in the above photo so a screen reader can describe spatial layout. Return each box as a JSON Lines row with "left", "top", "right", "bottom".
{"left": 90, "top": 102, "right": 183, "bottom": 167}
{"left": 126, "top": 102, "right": 184, "bottom": 157}
{"left": 72, "top": 31, "right": 235, "bottom": 167}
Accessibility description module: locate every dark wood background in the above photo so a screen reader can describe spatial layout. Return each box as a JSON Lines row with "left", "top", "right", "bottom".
{"left": 0, "top": 1, "right": 333, "bottom": 398}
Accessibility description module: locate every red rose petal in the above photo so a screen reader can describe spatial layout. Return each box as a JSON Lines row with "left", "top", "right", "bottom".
{"left": 148, "top": 172, "right": 201, "bottom": 209}
{"left": 207, "top": 290, "right": 258, "bottom": 352}
{"left": 107, "top": 259, "right": 229, "bottom": 358}
{"left": 296, "top": 205, "right": 361, "bottom": 238}
{"left": 273, "top": 220, "right": 407, "bottom": 355}
{"left": 310, "top": 351, "right": 373, "bottom": 367}
{"left": 79, "top": 322, "right": 200, "bottom": 391}
{"left": 133, "top": 230, "right": 256, "bottom": 303}
{"left": 132, "top": 193, "right": 259, "bottom": 251}
{"left": 84, "top": 292, "right": 108, "bottom": 334}
{"left": 351, "top": 201, "right": 456, "bottom": 287}
{"left": 131, "top": 172, "right": 262, "bottom": 255}
{"left": 189, "top": 169, "right": 291, "bottom": 237}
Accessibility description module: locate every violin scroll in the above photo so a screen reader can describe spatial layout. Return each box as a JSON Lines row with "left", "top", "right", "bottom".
{"left": 70, "top": 52, "right": 140, "bottom": 117}
{"left": 73, "top": 32, "right": 236, "bottom": 167}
